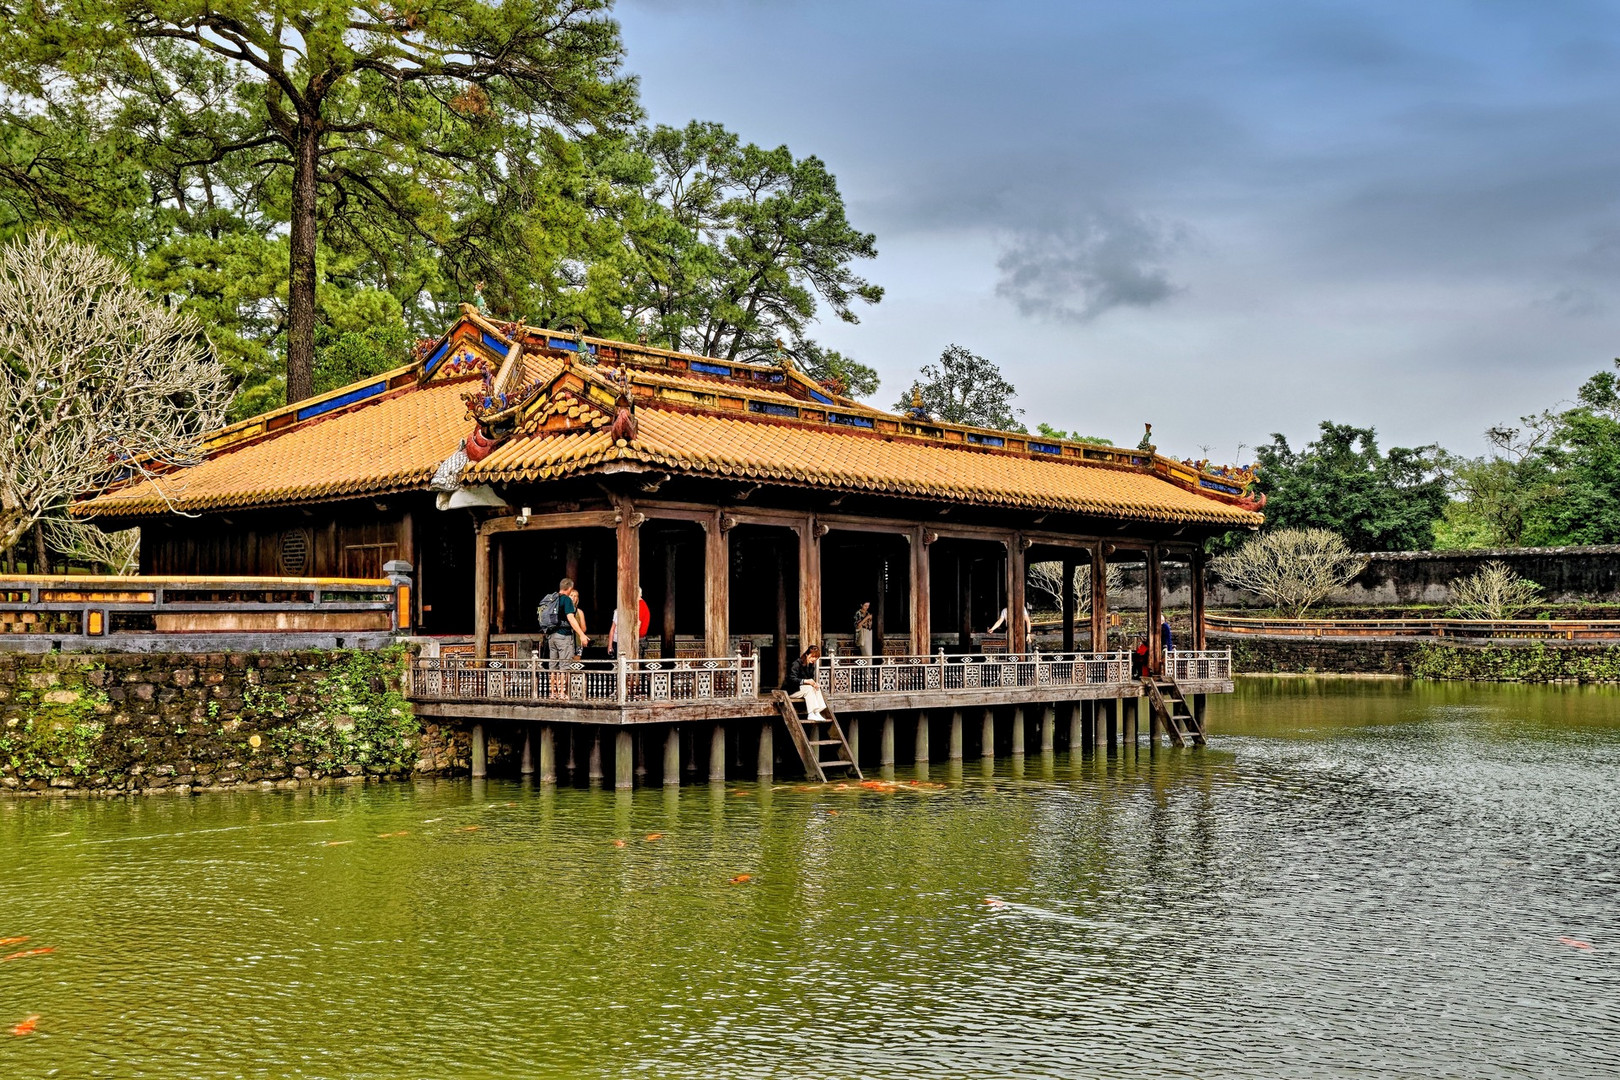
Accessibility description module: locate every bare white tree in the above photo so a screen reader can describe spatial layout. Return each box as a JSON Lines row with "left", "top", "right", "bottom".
{"left": 0, "top": 234, "right": 230, "bottom": 563}
{"left": 1210, "top": 528, "right": 1367, "bottom": 618}
{"left": 1027, "top": 559, "right": 1124, "bottom": 614}
{"left": 43, "top": 518, "right": 139, "bottom": 576}
{"left": 1449, "top": 561, "right": 1542, "bottom": 620}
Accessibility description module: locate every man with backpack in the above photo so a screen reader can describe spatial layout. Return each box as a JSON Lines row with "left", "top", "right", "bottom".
{"left": 538, "top": 577, "right": 589, "bottom": 661}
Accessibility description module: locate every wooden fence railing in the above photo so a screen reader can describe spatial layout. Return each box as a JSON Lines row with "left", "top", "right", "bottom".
{"left": 408, "top": 654, "right": 762, "bottom": 706}
{"left": 818, "top": 651, "right": 1132, "bottom": 697}
{"left": 1206, "top": 613, "right": 1620, "bottom": 640}
{"left": 0, "top": 575, "right": 408, "bottom": 642}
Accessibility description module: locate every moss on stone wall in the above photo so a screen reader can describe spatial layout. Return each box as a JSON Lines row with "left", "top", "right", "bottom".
{"left": 0, "top": 646, "right": 468, "bottom": 796}
{"left": 1409, "top": 643, "right": 1620, "bottom": 683}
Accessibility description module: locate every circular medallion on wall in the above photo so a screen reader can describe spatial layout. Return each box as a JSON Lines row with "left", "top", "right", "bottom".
{"left": 279, "top": 528, "right": 311, "bottom": 576}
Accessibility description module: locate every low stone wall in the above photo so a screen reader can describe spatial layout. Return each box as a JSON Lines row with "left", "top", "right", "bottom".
{"left": 0, "top": 646, "right": 487, "bottom": 797}
{"left": 1216, "top": 632, "right": 1620, "bottom": 681}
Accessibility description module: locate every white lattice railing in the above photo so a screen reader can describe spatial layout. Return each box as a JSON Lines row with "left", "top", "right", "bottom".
{"left": 409, "top": 654, "right": 760, "bottom": 705}
{"left": 1163, "top": 649, "right": 1233, "bottom": 682}
{"left": 817, "top": 652, "right": 1131, "bottom": 697}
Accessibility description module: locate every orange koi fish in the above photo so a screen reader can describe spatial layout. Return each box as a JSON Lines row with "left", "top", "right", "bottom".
{"left": 612, "top": 839, "right": 626, "bottom": 848}
{"left": 1558, "top": 936, "right": 1594, "bottom": 950}
{"left": 455, "top": 825, "right": 481, "bottom": 833}
{"left": 2, "top": 947, "right": 54, "bottom": 962}
{"left": 644, "top": 833, "right": 663, "bottom": 842}
{"left": 0, "top": 936, "right": 27, "bottom": 947}
{"left": 729, "top": 874, "right": 752, "bottom": 884}
{"left": 377, "top": 831, "right": 410, "bottom": 839}
{"left": 10, "top": 1015, "right": 39, "bottom": 1036}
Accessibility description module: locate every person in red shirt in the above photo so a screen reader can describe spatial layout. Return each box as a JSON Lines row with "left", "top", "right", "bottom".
{"left": 608, "top": 588, "right": 652, "bottom": 655}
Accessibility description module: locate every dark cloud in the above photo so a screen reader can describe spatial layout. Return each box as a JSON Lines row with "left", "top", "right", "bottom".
{"left": 995, "top": 212, "right": 1187, "bottom": 322}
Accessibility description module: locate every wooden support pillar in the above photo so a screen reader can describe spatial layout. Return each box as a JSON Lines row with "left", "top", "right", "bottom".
{"left": 634, "top": 732, "right": 647, "bottom": 779}
{"left": 799, "top": 517, "right": 823, "bottom": 656}
{"left": 496, "top": 539, "right": 508, "bottom": 634}
{"left": 473, "top": 525, "right": 492, "bottom": 659}
{"left": 539, "top": 725, "right": 556, "bottom": 783}
{"left": 1009, "top": 534, "right": 1028, "bottom": 653}
{"left": 911, "top": 527, "right": 932, "bottom": 655}
{"left": 588, "top": 729, "right": 604, "bottom": 783}
{"left": 1069, "top": 702, "right": 1085, "bottom": 751}
{"left": 471, "top": 722, "right": 487, "bottom": 778}
{"left": 1090, "top": 546, "right": 1109, "bottom": 654}
{"left": 1094, "top": 701, "right": 1111, "bottom": 748}
{"left": 1146, "top": 544, "right": 1164, "bottom": 674}
{"left": 1061, "top": 553, "right": 1077, "bottom": 652}
{"left": 1107, "top": 701, "right": 1119, "bottom": 749}
{"left": 1041, "top": 705, "right": 1056, "bottom": 752}
{"left": 847, "top": 715, "right": 861, "bottom": 764}
{"left": 873, "top": 557, "right": 886, "bottom": 658}
{"left": 1011, "top": 706, "right": 1026, "bottom": 755}
{"left": 661, "top": 539, "right": 677, "bottom": 659}
{"left": 1194, "top": 693, "right": 1207, "bottom": 731}
{"left": 980, "top": 708, "right": 995, "bottom": 757}
{"left": 664, "top": 727, "right": 681, "bottom": 785}
{"left": 709, "top": 724, "right": 726, "bottom": 782}
{"left": 757, "top": 720, "right": 775, "bottom": 779}
{"left": 949, "top": 709, "right": 964, "bottom": 760}
{"left": 616, "top": 502, "right": 642, "bottom": 662}
{"left": 880, "top": 713, "right": 896, "bottom": 766}
{"left": 1123, "top": 698, "right": 1138, "bottom": 746}
{"left": 914, "top": 712, "right": 930, "bottom": 765}
{"left": 1191, "top": 549, "right": 1208, "bottom": 651}
{"left": 520, "top": 726, "right": 534, "bottom": 775}
{"left": 705, "top": 513, "right": 730, "bottom": 656}
{"left": 774, "top": 545, "right": 789, "bottom": 686}
{"left": 615, "top": 729, "right": 634, "bottom": 789}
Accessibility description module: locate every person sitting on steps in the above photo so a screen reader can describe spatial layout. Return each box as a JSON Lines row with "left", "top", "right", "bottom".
{"left": 782, "top": 645, "right": 828, "bottom": 723}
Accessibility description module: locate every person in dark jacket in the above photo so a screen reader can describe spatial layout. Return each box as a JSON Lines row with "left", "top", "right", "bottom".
{"left": 783, "top": 645, "right": 828, "bottom": 722}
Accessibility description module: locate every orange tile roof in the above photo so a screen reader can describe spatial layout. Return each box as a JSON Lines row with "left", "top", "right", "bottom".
{"left": 76, "top": 310, "right": 1261, "bottom": 528}
{"left": 77, "top": 378, "right": 477, "bottom": 517}
{"left": 469, "top": 405, "right": 1262, "bottom": 526}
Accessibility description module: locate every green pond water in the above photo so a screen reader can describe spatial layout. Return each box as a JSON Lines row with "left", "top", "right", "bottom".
{"left": 2, "top": 678, "right": 1618, "bottom": 1079}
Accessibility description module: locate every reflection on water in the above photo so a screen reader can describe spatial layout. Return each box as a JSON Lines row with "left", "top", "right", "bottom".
{"left": 2, "top": 678, "right": 1618, "bottom": 1079}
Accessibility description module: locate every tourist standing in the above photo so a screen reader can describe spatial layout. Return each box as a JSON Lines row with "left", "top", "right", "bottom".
{"left": 854, "top": 601, "right": 874, "bottom": 656}
{"left": 549, "top": 577, "right": 588, "bottom": 660}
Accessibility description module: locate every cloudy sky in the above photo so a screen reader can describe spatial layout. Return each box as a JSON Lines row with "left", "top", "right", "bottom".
{"left": 617, "top": 0, "right": 1620, "bottom": 462}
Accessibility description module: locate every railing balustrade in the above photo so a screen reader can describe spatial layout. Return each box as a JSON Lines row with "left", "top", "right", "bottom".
{"left": 1163, "top": 649, "right": 1232, "bottom": 682}
{"left": 409, "top": 654, "right": 761, "bottom": 705}
{"left": 818, "top": 651, "right": 1131, "bottom": 697}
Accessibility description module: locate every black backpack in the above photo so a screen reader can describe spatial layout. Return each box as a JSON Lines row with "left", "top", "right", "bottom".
{"left": 537, "top": 592, "right": 563, "bottom": 633}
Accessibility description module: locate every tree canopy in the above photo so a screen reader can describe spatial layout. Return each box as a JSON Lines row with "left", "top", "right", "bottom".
{"left": 1253, "top": 422, "right": 1447, "bottom": 552}
{"left": 897, "top": 344, "right": 1025, "bottom": 431}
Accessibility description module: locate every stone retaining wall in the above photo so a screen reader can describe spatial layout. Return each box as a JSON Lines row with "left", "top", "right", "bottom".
{"left": 0, "top": 647, "right": 488, "bottom": 797}
{"left": 1215, "top": 632, "right": 1620, "bottom": 681}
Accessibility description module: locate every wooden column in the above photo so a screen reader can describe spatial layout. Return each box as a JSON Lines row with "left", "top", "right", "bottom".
{"left": 661, "top": 538, "right": 677, "bottom": 659}
{"left": 914, "top": 712, "right": 930, "bottom": 765}
{"left": 1061, "top": 553, "right": 1077, "bottom": 652}
{"left": 980, "top": 708, "right": 995, "bottom": 757}
{"left": 1090, "top": 547, "right": 1109, "bottom": 653}
{"left": 520, "top": 726, "right": 534, "bottom": 775}
{"left": 1094, "top": 701, "right": 1111, "bottom": 748}
{"left": 1146, "top": 545, "right": 1163, "bottom": 674}
{"left": 774, "top": 545, "right": 789, "bottom": 686}
{"left": 664, "top": 727, "right": 680, "bottom": 785}
{"left": 1041, "top": 705, "right": 1056, "bottom": 752}
{"left": 1011, "top": 706, "right": 1026, "bottom": 755}
{"left": 615, "top": 729, "right": 634, "bottom": 789}
{"left": 705, "top": 513, "right": 730, "bottom": 656}
{"left": 872, "top": 557, "right": 886, "bottom": 657}
{"left": 539, "top": 725, "right": 556, "bottom": 783}
{"left": 911, "top": 527, "right": 932, "bottom": 655}
{"left": 471, "top": 722, "right": 487, "bottom": 778}
{"left": 948, "top": 709, "right": 964, "bottom": 760}
{"left": 799, "top": 518, "right": 822, "bottom": 656}
{"left": 1123, "top": 698, "right": 1138, "bottom": 746}
{"left": 616, "top": 503, "right": 642, "bottom": 662}
{"left": 1191, "top": 548, "right": 1208, "bottom": 651}
{"left": 847, "top": 716, "right": 861, "bottom": 764}
{"left": 1069, "top": 703, "right": 1084, "bottom": 751}
{"left": 495, "top": 539, "right": 508, "bottom": 634}
{"left": 1009, "top": 534, "right": 1028, "bottom": 653}
{"left": 588, "top": 729, "right": 604, "bottom": 783}
{"left": 473, "top": 524, "right": 492, "bottom": 659}
{"left": 880, "top": 713, "right": 896, "bottom": 767}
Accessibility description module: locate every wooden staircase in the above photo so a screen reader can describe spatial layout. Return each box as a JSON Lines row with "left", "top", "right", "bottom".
{"left": 1142, "top": 675, "right": 1205, "bottom": 747}
{"left": 771, "top": 691, "right": 863, "bottom": 782}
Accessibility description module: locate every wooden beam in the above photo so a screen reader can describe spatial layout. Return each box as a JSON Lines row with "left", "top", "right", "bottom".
{"left": 1061, "top": 552, "right": 1077, "bottom": 652}
{"left": 1146, "top": 544, "right": 1163, "bottom": 674}
{"left": 473, "top": 525, "right": 491, "bottom": 659}
{"left": 911, "top": 527, "right": 931, "bottom": 655}
{"left": 616, "top": 501, "right": 641, "bottom": 662}
{"left": 1191, "top": 548, "right": 1208, "bottom": 651}
{"left": 484, "top": 510, "right": 619, "bottom": 535}
{"left": 1089, "top": 546, "right": 1109, "bottom": 654}
{"left": 495, "top": 537, "right": 508, "bottom": 634}
{"left": 799, "top": 517, "right": 822, "bottom": 655}
{"left": 704, "top": 511, "right": 729, "bottom": 656}
{"left": 1009, "top": 533, "right": 1028, "bottom": 653}
{"left": 661, "top": 538, "right": 677, "bottom": 658}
